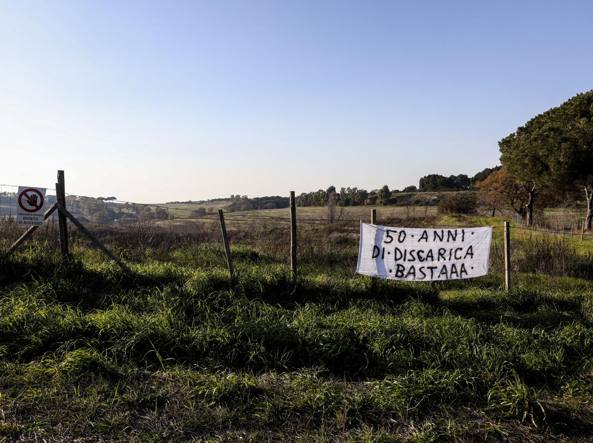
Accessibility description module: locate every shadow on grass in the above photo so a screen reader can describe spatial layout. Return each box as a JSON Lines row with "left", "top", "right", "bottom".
{"left": 0, "top": 256, "right": 188, "bottom": 308}
{"left": 439, "top": 288, "right": 589, "bottom": 330}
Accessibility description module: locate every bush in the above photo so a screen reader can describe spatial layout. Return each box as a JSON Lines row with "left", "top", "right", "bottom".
{"left": 516, "top": 234, "right": 593, "bottom": 279}
{"left": 438, "top": 193, "right": 477, "bottom": 214}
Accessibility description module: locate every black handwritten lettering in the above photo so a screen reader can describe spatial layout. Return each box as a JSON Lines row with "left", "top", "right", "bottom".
{"left": 438, "top": 248, "right": 446, "bottom": 261}
{"left": 419, "top": 267, "right": 427, "bottom": 279}
{"left": 405, "top": 266, "right": 416, "bottom": 279}
{"left": 460, "top": 263, "right": 469, "bottom": 278}
{"left": 384, "top": 230, "right": 395, "bottom": 244}
{"left": 427, "top": 266, "right": 437, "bottom": 279}
{"left": 372, "top": 246, "right": 381, "bottom": 258}
{"left": 464, "top": 245, "right": 474, "bottom": 259}
{"left": 419, "top": 230, "right": 428, "bottom": 242}
{"left": 434, "top": 230, "right": 444, "bottom": 242}
{"left": 450, "top": 263, "right": 459, "bottom": 278}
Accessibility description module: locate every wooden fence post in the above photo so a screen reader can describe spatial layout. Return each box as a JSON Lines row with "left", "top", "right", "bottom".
{"left": 55, "top": 202, "right": 130, "bottom": 272}
{"left": 56, "top": 170, "right": 69, "bottom": 259}
{"left": 218, "top": 209, "right": 235, "bottom": 282}
{"left": 371, "top": 208, "right": 377, "bottom": 224}
{"left": 290, "top": 191, "right": 297, "bottom": 284}
{"left": 504, "top": 221, "right": 512, "bottom": 292}
{"left": 4, "top": 203, "right": 58, "bottom": 258}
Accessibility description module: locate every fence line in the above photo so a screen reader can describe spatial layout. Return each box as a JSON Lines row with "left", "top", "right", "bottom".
{"left": 2, "top": 179, "right": 592, "bottom": 240}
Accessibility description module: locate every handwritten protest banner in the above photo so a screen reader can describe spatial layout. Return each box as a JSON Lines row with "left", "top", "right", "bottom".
{"left": 356, "top": 223, "right": 492, "bottom": 281}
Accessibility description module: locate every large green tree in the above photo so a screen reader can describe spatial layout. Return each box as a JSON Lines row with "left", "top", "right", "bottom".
{"left": 500, "top": 90, "right": 593, "bottom": 228}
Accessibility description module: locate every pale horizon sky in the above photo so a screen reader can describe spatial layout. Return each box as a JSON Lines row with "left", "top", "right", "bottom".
{"left": 1, "top": 1, "right": 592, "bottom": 203}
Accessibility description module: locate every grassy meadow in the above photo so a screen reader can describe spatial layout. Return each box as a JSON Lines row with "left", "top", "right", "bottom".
{"left": 1, "top": 211, "right": 593, "bottom": 441}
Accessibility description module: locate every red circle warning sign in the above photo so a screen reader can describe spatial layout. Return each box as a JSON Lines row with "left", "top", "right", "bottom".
{"left": 18, "top": 188, "right": 45, "bottom": 213}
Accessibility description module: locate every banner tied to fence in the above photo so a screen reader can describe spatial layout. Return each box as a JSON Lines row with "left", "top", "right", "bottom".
{"left": 356, "top": 223, "right": 492, "bottom": 281}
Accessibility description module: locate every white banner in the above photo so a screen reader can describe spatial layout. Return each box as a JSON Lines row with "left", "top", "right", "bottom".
{"left": 356, "top": 223, "right": 492, "bottom": 281}
{"left": 16, "top": 186, "right": 47, "bottom": 226}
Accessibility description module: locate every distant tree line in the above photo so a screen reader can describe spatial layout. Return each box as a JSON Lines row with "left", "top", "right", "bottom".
{"left": 418, "top": 174, "right": 470, "bottom": 192}
{"left": 226, "top": 196, "right": 289, "bottom": 211}
{"left": 295, "top": 169, "right": 496, "bottom": 208}
{"left": 67, "top": 196, "right": 171, "bottom": 224}
{"left": 297, "top": 186, "right": 375, "bottom": 207}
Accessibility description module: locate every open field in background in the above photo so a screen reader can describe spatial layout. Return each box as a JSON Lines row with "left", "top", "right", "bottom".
{"left": 1, "top": 212, "right": 593, "bottom": 441}
{"left": 157, "top": 204, "right": 439, "bottom": 223}
{"left": 159, "top": 199, "right": 236, "bottom": 218}
{"left": 158, "top": 204, "right": 592, "bottom": 235}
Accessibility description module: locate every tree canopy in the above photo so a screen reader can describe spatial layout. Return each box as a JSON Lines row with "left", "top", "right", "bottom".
{"left": 418, "top": 174, "right": 470, "bottom": 192}
{"left": 500, "top": 90, "right": 593, "bottom": 190}
{"left": 470, "top": 167, "right": 501, "bottom": 187}
{"left": 499, "top": 90, "right": 593, "bottom": 227}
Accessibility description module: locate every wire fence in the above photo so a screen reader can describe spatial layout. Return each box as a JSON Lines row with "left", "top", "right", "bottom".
{"left": 1, "top": 182, "right": 592, "bottom": 242}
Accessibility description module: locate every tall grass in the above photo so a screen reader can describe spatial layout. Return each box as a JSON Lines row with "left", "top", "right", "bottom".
{"left": 2, "top": 216, "right": 593, "bottom": 440}
{"left": 516, "top": 234, "right": 593, "bottom": 279}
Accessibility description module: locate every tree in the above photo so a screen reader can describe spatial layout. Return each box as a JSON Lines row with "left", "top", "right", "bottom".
{"left": 378, "top": 185, "right": 391, "bottom": 205}
{"left": 500, "top": 90, "right": 593, "bottom": 228}
{"left": 471, "top": 167, "right": 501, "bottom": 188}
{"left": 418, "top": 174, "right": 470, "bottom": 191}
{"left": 475, "top": 167, "right": 529, "bottom": 217}
{"left": 154, "top": 207, "right": 169, "bottom": 220}
{"left": 438, "top": 193, "right": 477, "bottom": 214}
{"left": 402, "top": 185, "right": 418, "bottom": 192}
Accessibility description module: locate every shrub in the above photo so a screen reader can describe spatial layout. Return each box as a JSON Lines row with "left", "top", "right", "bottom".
{"left": 516, "top": 234, "right": 593, "bottom": 279}
{"left": 438, "top": 193, "right": 477, "bottom": 214}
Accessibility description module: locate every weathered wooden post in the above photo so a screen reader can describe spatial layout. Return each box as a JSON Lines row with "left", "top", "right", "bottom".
{"left": 5, "top": 204, "right": 58, "bottom": 257}
{"left": 290, "top": 191, "right": 297, "bottom": 284}
{"left": 371, "top": 208, "right": 377, "bottom": 224}
{"left": 56, "top": 170, "right": 69, "bottom": 259}
{"left": 504, "top": 221, "right": 512, "bottom": 292}
{"left": 218, "top": 209, "right": 235, "bottom": 282}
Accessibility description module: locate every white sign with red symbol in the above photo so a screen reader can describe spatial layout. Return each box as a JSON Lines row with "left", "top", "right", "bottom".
{"left": 16, "top": 186, "right": 47, "bottom": 226}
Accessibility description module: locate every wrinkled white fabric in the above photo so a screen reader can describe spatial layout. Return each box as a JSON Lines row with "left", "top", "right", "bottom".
{"left": 356, "top": 223, "right": 492, "bottom": 281}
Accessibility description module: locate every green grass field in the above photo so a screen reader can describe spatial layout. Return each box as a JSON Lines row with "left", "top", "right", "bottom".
{"left": 1, "top": 214, "right": 593, "bottom": 441}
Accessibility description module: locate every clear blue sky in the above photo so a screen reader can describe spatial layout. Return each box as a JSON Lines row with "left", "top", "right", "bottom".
{"left": 1, "top": 1, "right": 592, "bottom": 202}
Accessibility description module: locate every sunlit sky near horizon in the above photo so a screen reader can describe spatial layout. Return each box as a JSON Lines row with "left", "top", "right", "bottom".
{"left": 1, "top": 1, "right": 593, "bottom": 203}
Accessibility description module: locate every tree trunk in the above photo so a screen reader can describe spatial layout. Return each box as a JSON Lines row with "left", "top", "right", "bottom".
{"left": 491, "top": 207, "right": 496, "bottom": 217}
{"left": 585, "top": 186, "right": 593, "bottom": 231}
{"left": 525, "top": 187, "right": 536, "bottom": 227}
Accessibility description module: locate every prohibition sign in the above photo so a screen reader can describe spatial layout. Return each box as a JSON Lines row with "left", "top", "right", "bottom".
{"left": 18, "top": 188, "right": 45, "bottom": 213}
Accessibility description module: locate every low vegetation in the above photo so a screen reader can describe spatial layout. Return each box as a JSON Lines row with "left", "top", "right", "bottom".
{"left": 1, "top": 214, "right": 593, "bottom": 441}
